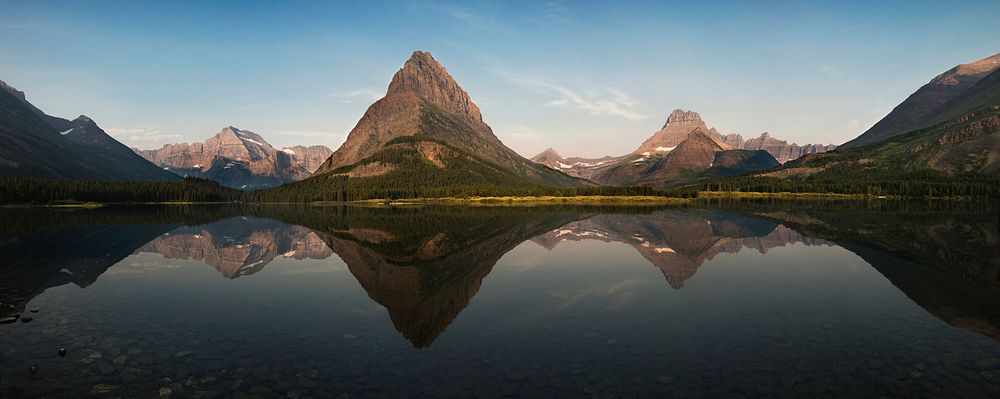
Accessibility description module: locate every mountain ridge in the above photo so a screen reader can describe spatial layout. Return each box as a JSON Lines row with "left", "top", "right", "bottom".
{"left": 0, "top": 79, "right": 178, "bottom": 181}
{"left": 134, "top": 127, "right": 329, "bottom": 189}
{"left": 842, "top": 52, "right": 1000, "bottom": 149}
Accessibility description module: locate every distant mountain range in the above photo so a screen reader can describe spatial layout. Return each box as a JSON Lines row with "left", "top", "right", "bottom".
{"left": 133, "top": 128, "right": 332, "bottom": 189}
{"left": 530, "top": 109, "right": 832, "bottom": 187}
{"left": 0, "top": 80, "right": 178, "bottom": 181}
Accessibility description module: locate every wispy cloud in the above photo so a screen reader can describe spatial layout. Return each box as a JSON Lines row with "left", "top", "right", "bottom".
{"left": 492, "top": 69, "right": 647, "bottom": 121}
{"left": 328, "top": 88, "right": 382, "bottom": 103}
{"left": 105, "top": 124, "right": 180, "bottom": 147}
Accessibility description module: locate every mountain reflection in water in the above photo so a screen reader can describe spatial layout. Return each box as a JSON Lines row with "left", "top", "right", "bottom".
{"left": 1, "top": 202, "right": 999, "bottom": 398}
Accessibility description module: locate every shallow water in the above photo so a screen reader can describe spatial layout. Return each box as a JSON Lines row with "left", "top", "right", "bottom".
{"left": 1, "top": 202, "right": 999, "bottom": 398}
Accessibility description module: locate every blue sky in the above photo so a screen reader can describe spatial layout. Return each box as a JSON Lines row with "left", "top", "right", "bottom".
{"left": 1, "top": 1, "right": 998, "bottom": 157}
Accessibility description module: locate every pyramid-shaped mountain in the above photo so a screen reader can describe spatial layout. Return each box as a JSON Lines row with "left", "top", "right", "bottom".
{"left": 310, "top": 51, "right": 584, "bottom": 189}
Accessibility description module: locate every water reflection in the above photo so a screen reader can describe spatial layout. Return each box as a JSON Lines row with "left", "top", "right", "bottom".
{"left": 1, "top": 202, "right": 999, "bottom": 397}
{"left": 532, "top": 211, "right": 830, "bottom": 288}
{"left": 136, "top": 217, "right": 332, "bottom": 279}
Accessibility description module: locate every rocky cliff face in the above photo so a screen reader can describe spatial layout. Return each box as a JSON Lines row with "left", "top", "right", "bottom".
{"left": 842, "top": 52, "right": 1000, "bottom": 149}
{"left": 280, "top": 145, "right": 333, "bottom": 173}
{"left": 311, "top": 51, "right": 582, "bottom": 187}
{"left": 724, "top": 132, "right": 837, "bottom": 163}
{"left": 135, "top": 127, "right": 319, "bottom": 189}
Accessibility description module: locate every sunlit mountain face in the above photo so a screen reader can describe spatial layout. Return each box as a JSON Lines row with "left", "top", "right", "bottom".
{"left": 1, "top": 202, "right": 999, "bottom": 397}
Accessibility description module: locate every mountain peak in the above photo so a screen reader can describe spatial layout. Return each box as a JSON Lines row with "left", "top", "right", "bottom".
{"left": 386, "top": 50, "right": 483, "bottom": 122}
{"left": 215, "top": 126, "right": 270, "bottom": 148}
{"left": 534, "top": 147, "right": 562, "bottom": 160}
{"left": 685, "top": 128, "right": 721, "bottom": 145}
{"left": 663, "top": 109, "right": 703, "bottom": 127}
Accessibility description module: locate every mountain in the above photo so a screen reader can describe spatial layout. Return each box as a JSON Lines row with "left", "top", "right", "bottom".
{"left": 280, "top": 145, "right": 333, "bottom": 173}
{"left": 529, "top": 147, "right": 622, "bottom": 182}
{"left": 923, "top": 67, "right": 1000, "bottom": 125}
{"left": 0, "top": 80, "right": 178, "bottom": 181}
{"left": 842, "top": 52, "right": 1000, "bottom": 149}
{"left": 754, "top": 54, "right": 1000, "bottom": 181}
{"left": 767, "top": 105, "right": 1000, "bottom": 178}
{"left": 633, "top": 109, "right": 732, "bottom": 155}
{"left": 722, "top": 132, "right": 837, "bottom": 163}
{"left": 627, "top": 130, "right": 776, "bottom": 188}
{"left": 701, "top": 149, "right": 782, "bottom": 178}
{"left": 307, "top": 51, "right": 583, "bottom": 189}
{"left": 532, "top": 109, "right": 830, "bottom": 184}
{"left": 134, "top": 127, "right": 323, "bottom": 189}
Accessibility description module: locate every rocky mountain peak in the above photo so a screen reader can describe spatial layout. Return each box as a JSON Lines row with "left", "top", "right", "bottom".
{"left": 386, "top": 50, "right": 483, "bottom": 122}
{"left": 663, "top": 109, "right": 703, "bottom": 127}
{"left": 0, "top": 79, "right": 27, "bottom": 101}
{"left": 537, "top": 147, "right": 561, "bottom": 158}
{"left": 684, "top": 129, "right": 724, "bottom": 148}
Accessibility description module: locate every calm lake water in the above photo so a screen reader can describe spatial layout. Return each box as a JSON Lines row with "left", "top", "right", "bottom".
{"left": 1, "top": 201, "right": 999, "bottom": 398}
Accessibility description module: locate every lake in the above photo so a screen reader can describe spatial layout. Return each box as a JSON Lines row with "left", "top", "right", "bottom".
{"left": 1, "top": 201, "right": 999, "bottom": 398}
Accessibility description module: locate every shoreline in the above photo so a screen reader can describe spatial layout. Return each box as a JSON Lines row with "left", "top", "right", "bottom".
{"left": 1, "top": 192, "right": 991, "bottom": 208}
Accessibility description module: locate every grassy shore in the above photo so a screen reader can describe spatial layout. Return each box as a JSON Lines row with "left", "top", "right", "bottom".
{"left": 323, "top": 195, "right": 693, "bottom": 206}
{"left": 694, "top": 191, "right": 987, "bottom": 200}
{"left": 695, "top": 191, "right": 889, "bottom": 200}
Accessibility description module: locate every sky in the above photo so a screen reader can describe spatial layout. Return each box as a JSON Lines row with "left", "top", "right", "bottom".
{"left": 1, "top": 1, "right": 998, "bottom": 158}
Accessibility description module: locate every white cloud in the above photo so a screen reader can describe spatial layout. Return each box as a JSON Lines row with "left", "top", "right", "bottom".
{"left": 105, "top": 124, "right": 180, "bottom": 147}
{"left": 492, "top": 69, "right": 647, "bottom": 121}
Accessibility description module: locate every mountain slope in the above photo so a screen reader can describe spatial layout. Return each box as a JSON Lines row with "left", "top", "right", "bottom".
{"left": 696, "top": 106, "right": 1000, "bottom": 197}
{"left": 312, "top": 51, "right": 583, "bottom": 188}
{"left": 923, "top": 67, "right": 1000, "bottom": 126}
{"left": 780, "top": 106, "right": 1000, "bottom": 175}
{"left": 135, "top": 127, "right": 314, "bottom": 189}
{"left": 842, "top": 52, "right": 1000, "bottom": 149}
{"left": 0, "top": 80, "right": 177, "bottom": 181}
